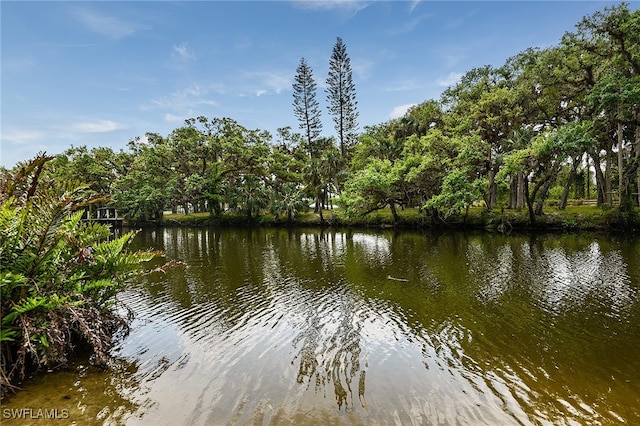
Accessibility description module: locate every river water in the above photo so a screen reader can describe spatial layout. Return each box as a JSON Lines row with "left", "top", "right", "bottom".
{"left": 2, "top": 228, "right": 639, "bottom": 425}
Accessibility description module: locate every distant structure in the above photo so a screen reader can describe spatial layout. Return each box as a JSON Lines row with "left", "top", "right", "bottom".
{"left": 85, "top": 206, "right": 123, "bottom": 227}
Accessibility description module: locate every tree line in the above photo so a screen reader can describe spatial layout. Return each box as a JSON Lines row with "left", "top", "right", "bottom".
{"left": 8, "top": 5, "right": 640, "bottom": 226}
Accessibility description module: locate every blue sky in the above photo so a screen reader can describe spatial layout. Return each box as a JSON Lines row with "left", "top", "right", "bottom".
{"left": 1, "top": 1, "right": 631, "bottom": 167}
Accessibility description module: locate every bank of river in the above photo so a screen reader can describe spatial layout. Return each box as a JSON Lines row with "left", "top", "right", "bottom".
{"left": 2, "top": 228, "right": 639, "bottom": 425}
{"left": 156, "top": 205, "right": 640, "bottom": 233}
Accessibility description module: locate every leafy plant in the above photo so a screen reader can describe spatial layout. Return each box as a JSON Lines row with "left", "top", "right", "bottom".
{"left": 0, "top": 155, "right": 161, "bottom": 397}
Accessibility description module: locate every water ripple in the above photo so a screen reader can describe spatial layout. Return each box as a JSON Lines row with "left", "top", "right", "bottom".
{"left": 96, "top": 230, "right": 640, "bottom": 425}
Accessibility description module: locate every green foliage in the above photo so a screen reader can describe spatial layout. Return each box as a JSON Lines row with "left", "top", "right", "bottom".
{"left": 426, "top": 169, "right": 483, "bottom": 218}
{"left": 339, "top": 159, "right": 395, "bottom": 217}
{"left": 228, "top": 175, "right": 270, "bottom": 218}
{"left": 0, "top": 155, "right": 159, "bottom": 396}
{"left": 270, "top": 183, "right": 308, "bottom": 222}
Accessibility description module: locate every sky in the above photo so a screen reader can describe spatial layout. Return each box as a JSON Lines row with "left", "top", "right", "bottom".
{"left": 1, "top": 0, "right": 633, "bottom": 168}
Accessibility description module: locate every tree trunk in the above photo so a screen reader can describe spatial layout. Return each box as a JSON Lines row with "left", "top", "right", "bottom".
{"left": 618, "top": 109, "right": 624, "bottom": 207}
{"left": 559, "top": 157, "right": 580, "bottom": 210}
{"left": 389, "top": 200, "right": 399, "bottom": 223}
{"left": 586, "top": 158, "right": 591, "bottom": 199}
{"left": 322, "top": 187, "right": 327, "bottom": 210}
{"left": 315, "top": 189, "right": 324, "bottom": 223}
{"left": 509, "top": 176, "right": 517, "bottom": 209}
{"left": 487, "top": 167, "right": 497, "bottom": 210}
{"left": 524, "top": 178, "right": 536, "bottom": 225}
{"left": 485, "top": 148, "right": 496, "bottom": 210}
{"left": 517, "top": 172, "right": 525, "bottom": 210}
{"left": 636, "top": 111, "right": 640, "bottom": 206}
{"left": 590, "top": 150, "right": 606, "bottom": 205}
{"left": 605, "top": 144, "right": 613, "bottom": 204}
{"left": 534, "top": 177, "right": 553, "bottom": 216}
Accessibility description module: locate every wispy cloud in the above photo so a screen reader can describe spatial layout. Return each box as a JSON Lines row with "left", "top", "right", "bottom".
{"left": 164, "top": 113, "right": 186, "bottom": 123}
{"left": 144, "top": 83, "right": 222, "bottom": 117}
{"left": 172, "top": 42, "right": 196, "bottom": 62}
{"left": 432, "top": 46, "right": 468, "bottom": 68}
{"left": 241, "top": 71, "right": 292, "bottom": 96}
{"left": 1, "top": 120, "right": 124, "bottom": 157}
{"left": 384, "top": 79, "right": 423, "bottom": 92}
{"left": 71, "top": 7, "right": 141, "bottom": 39}
{"left": 387, "top": 12, "right": 433, "bottom": 35}
{"left": 0, "top": 129, "right": 46, "bottom": 145}
{"left": 292, "top": 0, "right": 370, "bottom": 11}
{"left": 442, "top": 11, "right": 478, "bottom": 32}
{"left": 69, "top": 119, "right": 125, "bottom": 133}
{"left": 436, "top": 72, "right": 463, "bottom": 87}
{"left": 389, "top": 104, "right": 416, "bottom": 119}
{"left": 0, "top": 121, "right": 129, "bottom": 166}
{"left": 351, "top": 57, "right": 374, "bottom": 81}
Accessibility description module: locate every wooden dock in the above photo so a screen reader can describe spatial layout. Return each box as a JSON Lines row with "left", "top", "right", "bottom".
{"left": 86, "top": 207, "right": 124, "bottom": 227}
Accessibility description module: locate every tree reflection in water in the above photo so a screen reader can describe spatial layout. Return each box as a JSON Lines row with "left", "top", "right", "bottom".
{"left": 291, "top": 283, "right": 366, "bottom": 410}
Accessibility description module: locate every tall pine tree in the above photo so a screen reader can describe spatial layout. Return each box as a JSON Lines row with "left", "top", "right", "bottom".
{"left": 326, "top": 37, "right": 359, "bottom": 158}
{"left": 292, "top": 57, "right": 323, "bottom": 159}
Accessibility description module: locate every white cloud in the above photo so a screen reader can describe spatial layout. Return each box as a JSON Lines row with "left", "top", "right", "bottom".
{"left": 145, "top": 83, "right": 223, "bottom": 112}
{"left": 390, "top": 104, "right": 416, "bottom": 119}
{"left": 164, "top": 113, "right": 185, "bottom": 123}
{"left": 263, "top": 72, "right": 291, "bottom": 94}
{"left": 242, "top": 71, "right": 291, "bottom": 96}
{"left": 138, "top": 134, "right": 150, "bottom": 145}
{"left": 436, "top": 72, "right": 463, "bottom": 87}
{"left": 1, "top": 122, "right": 124, "bottom": 166}
{"left": 292, "top": 0, "right": 370, "bottom": 12}
{"left": 291, "top": 0, "right": 371, "bottom": 20}
{"left": 71, "top": 7, "right": 141, "bottom": 39}
{"left": 0, "top": 129, "right": 45, "bottom": 145}
{"left": 70, "top": 119, "right": 124, "bottom": 133}
{"left": 172, "top": 42, "right": 196, "bottom": 61}
{"left": 351, "top": 58, "right": 374, "bottom": 80}
{"left": 1, "top": 120, "right": 123, "bottom": 152}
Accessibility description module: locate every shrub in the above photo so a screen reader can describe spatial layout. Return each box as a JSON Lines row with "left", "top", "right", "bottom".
{"left": 0, "top": 155, "right": 160, "bottom": 397}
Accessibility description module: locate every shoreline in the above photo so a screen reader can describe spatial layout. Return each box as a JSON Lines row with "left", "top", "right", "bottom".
{"left": 124, "top": 206, "right": 640, "bottom": 234}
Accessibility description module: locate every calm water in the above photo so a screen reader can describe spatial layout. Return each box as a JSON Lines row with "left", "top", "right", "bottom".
{"left": 3, "top": 228, "right": 639, "bottom": 425}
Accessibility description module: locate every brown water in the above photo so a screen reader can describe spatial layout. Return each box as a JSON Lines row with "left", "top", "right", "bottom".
{"left": 2, "top": 228, "right": 639, "bottom": 425}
